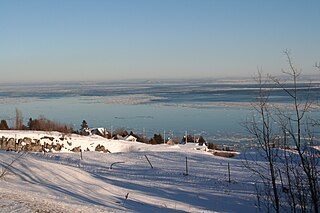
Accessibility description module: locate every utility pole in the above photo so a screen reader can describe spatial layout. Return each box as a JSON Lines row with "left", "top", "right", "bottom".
{"left": 185, "top": 131, "right": 187, "bottom": 144}
{"left": 164, "top": 130, "right": 166, "bottom": 144}
{"left": 184, "top": 157, "right": 188, "bottom": 176}
{"left": 80, "top": 146, "right": 83, "bottom": 160}
{"left": 15, "top": 134, "right": 17, "bottom": 150}
{"left": 228, "top": 163, "right": 231, "bottom": 183}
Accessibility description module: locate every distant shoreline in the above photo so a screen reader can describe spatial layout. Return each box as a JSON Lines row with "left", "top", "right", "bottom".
{"left": 0, "top": 75, "right": 319, "bottom": 85}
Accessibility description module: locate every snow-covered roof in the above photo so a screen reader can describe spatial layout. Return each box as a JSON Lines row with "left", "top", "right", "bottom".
{"left": 124, "top": 135, "right": 137, "bottom": 141}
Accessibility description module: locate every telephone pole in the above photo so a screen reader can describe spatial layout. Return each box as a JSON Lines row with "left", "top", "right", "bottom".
{"left": 185, "top": 131, "right": 188, "bottom": 144}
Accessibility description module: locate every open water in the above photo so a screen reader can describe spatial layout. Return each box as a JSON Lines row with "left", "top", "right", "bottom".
{"left": 0, "top": 80, "right": 319, "bottom": 146}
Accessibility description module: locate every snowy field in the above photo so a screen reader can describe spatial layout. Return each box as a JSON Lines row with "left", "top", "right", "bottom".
{"left": 0, "top": 131, "right": 260, "bottom": 212}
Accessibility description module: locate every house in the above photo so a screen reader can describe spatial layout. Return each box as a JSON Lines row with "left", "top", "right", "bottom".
{"left": 166, "top": 138, "right": 179, "bottom": 145}
{"left": 90, "top": 128, "right": 110, "bottom": 138}
{"left": 112, "top": 134, "right": 126, "bottom": 140}
{"left": 124, "top": 135, "right": 137, "bottom": 142}
{"left": 81, "top": 128, "right": 110, "bottom": 138}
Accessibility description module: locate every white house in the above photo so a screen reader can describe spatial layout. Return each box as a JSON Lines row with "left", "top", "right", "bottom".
{"left": 124, "top": 135, "right": 137, "bottom": 142}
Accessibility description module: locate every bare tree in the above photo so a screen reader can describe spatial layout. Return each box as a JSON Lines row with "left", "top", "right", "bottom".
{"left": 15, "top": 108, "right": 23, "bottom": 130}
{"left": 245, "top": 51, "right": 320, "bottom": 212}
{"left": 270, "top": 50, "right": 320, "bottom": 213}
{"left": 244, "top": 71, "right": 280, "bottom": 212}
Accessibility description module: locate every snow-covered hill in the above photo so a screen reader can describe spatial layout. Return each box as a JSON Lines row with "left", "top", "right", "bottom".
{"left": 0, "top": 130, "right": 148, "bottom": 153}
{"left": 0, "top": 130, "right": 258, "bottom": 212}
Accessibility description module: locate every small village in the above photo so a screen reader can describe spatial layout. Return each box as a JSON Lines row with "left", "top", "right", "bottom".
{"left": 0, "top": 114, "right": 238, "bottom": 157}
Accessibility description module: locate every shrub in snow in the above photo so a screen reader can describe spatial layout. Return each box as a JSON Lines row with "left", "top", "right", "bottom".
{"left": 112, "top": 128, "right": 128, "bottom": 138}
{"left": 0, "top": 120, "right": 9, "bottom": 130}
{"left": 149, "top": 134, "right": 163, "bottom": 144}
{"left": 206, "top": 143, "right": 219, "bottom": 150}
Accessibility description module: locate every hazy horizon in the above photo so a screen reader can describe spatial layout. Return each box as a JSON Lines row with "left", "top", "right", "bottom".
{"left": 0, "top": 73, "right": 319, "bottom": 85}
{"left": 1, "top": 0, "right": 320, "bottom": 83}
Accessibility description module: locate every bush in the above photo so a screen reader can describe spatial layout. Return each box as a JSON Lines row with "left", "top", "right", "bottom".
{"left": 112, "top": 128, "right": 129, "bottom": 137}
{"left": 206, "top": 143, "right": 219, "bottom": 150}
{"left": 27, "top": 116, "right": 73, "bottom": 133}
{"left": 149, "top": 134, "right": 163, "bottom": 144}
{"left": 0, "top": 120, "right": 9, "bottom": 130}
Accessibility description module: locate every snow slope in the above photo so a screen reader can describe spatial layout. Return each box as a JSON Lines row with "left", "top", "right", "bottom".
{"left": 0, "top": 130, "right": 145, "bottom": 153}
{"left": 0, "top": 131, "right": 259, "bottom": 212}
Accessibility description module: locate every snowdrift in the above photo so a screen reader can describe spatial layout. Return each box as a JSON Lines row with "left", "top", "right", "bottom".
{"left": 0, "top": 130, "right": 147, "bottom": 153}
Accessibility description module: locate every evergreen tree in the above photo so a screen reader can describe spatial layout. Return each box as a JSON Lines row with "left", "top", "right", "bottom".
{"left": 81, "top": 120, "right": 88, "bottom": 130}
{"left": 150, "top": 134, "right": 163, "bottom": 144}
{"left": 0, "top": 120, "right": 9, "bottom": 130}
{"left": 198, "top": 136, "right": 206, "bottom": 144}
{"left": 28, "top": 118, "right": 33, "bottom": 130}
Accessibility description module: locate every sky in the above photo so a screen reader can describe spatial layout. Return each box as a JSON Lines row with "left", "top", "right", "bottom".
{"left": 0, "top": 0, "right": 320, "bottom": 83}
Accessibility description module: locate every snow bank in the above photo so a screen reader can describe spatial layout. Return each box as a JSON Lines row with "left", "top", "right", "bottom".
{"left": 0, "top": 130, "right": 148, "bottom": 153}
{"left": 0, "top": 142, "right": 257, "bottom": 212}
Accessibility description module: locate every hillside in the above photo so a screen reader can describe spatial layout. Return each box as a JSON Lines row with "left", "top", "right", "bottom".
{"left": 0, "top": 130, "right": 258, "bottom": 212}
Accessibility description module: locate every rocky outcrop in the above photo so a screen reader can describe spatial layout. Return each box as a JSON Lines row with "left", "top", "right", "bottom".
{"left": 26, "top": 137, "right": 43, "bottom": 152}
{"left": 40, "top": 136, "right": 54, "bottom": 141}
{"left": 0, "top": 132, "right": 114, "bottom": 153}
{"left": 0, "top": 137, "right": 16, "bottom": 151}
{"left": 71, "top": 146, "right": 81, "bottom": 152}
{"left": 0, "top": 136, "right": 63, "bottom": 153}
{"left": 95, "top": 144, "right": 106, "bottom": 152}
{"left": 52, "top": 143, "right": 63, "bottom": 151}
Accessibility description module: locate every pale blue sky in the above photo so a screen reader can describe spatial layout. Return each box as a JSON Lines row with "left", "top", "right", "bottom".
{"left": 0, "top": 0, "right": 319, "bottom": 82}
